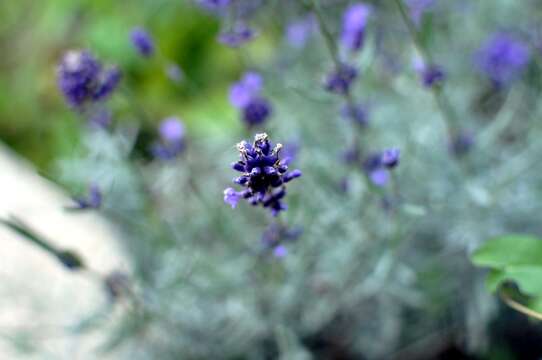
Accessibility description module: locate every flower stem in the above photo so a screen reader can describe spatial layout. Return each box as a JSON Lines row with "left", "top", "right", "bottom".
{"left": 393, "top": 0, "right": 458, "bottom": 139}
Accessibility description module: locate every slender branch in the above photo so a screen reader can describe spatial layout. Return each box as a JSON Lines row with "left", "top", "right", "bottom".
{"left": 310, "top": 0, "right": 340, "bottom": 68}
{"left": 393, "top": 0, "right": 458, "bottom": 139}
{"left": 499, "top": 288, "right": 542, "bottom": 321}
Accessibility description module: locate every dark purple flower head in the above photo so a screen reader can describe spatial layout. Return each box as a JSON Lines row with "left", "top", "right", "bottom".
{"left": 230, "top": 72, "right": 271, "bottom": 127}
{"left": 324, "top": 63, "right": 358, "bottom": 95}
{"left": 218, "top": 23, "right": 256, "bottom": 47}
{"left": 57, "top": 50, "right": 121, "bottom": 108}
{"left": 413, "top": 58, "right": 445, "bottom": 88}
{"left": 93, "top": 66, "right": 122, "bottom": 101}
{"left": 286, "top": 15, "right": 316, "bottom": 49}
{"left": 57, "top": 50, "right": 102, "bottom": 107}
{"left": 362, "top": 149, "right": 400, "bottom": 186}
{"left": 130, "top": 27, "right": 155, "bottom": 57}
{"left": 475, "top": 33, "right": 530, "bottom": 86}
{"left": 450, "top": 130, "right": 474, "bottom": 157}
{"left": 381, "top": 148, "right": 400, "bottom": 168}
{"left": 72, "top": 184, "right": 102, "bottom": 209}
{"left": 406, "top": 0, "right": 435, "bottom": 26}
{"left": 243, "top": 98, "right": 272, "bottom": 127}
{"left": 224, "top": 133, "right": 302, "bottom": 216}
{"left": 342, "top": 103, "right": 368, "bottom": 127}
{"left": 152, "top": 117, "right": 186, "bottom": 160}
{"left": 341, "top": 3, "right": 371, "bottom": 52}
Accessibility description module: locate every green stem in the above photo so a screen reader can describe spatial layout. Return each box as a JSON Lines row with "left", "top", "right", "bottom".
{"left": 393, "top": 0, "right": 457, "bottom": 139}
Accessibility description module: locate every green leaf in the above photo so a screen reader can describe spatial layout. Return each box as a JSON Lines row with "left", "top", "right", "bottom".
{"left": 472, "top": 234, "right": 542, "bottom": 268}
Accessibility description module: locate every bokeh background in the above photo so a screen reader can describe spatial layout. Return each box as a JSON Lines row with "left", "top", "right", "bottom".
{"left": 3, "top": 0, "right": 542, "bottom": 359}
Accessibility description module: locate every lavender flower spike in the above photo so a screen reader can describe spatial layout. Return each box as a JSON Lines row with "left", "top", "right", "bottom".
{"left": 57, "top": 50, "right": 121, "bottom": 108}
{"left": 224, "top": 133, "right": 302, "bottom": 216}
{"left": 57, "top": 50, "right": 101, "bottom": 107}
{"left": 130, "top": 27, "right": 155, "bottom": 57}
{"left": 230, "top": 72, "right": 272, "bottom": 127}
{"left": 151, "top": 117, "right": 186, "bottom": 160}
{"left": 324, "top": 63, "right": 358, "bottom": 95}
{"left": 341, "top": 3, "right": 371, "bottom": 52}
{"left": 475, "top": 33, "right": 530, "bottom": 87}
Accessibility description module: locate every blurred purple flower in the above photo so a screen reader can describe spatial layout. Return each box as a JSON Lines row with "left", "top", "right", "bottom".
{"left": 230, "top": 72, "right": 263, "bottom": 108}
{"left": 342, "top": 146, "right": 360, "bottom": 165}
{"left": 381, "top": 148, "right": 400, "bottom": 168}
{"left": 218, "top": 23, "right": 256, "bottom": 47}
{"left": 413, "top": 58, "right": 445, "bottom": 87}
{"left": 286, "top": 15, "right": 316, "bottom": 49}
{"left": 450, "top": 130, "right": 474, "bottom": 157}
{"left": 324, "top": 63, "right": 358, "bottom": 95}
{"left": 93, "top": 66, "right": 122, "bottom": 101}
{"left": 152, "top": 117, "right": 186, "bottom": 160}
{"left": 341, "top": 3, "right": 371, "bottom": 52}
{"left": 57, "top": 50, "right": 120, "bottom": 108}
{"left": 159, "top": 117, "right": 185, "bottom": 143}
{"left": 197, "top": 0, "right": 230, "bottom": 13}
{"left": 342, "top": 103, "right": 368, "bottom": 127}
{"left": 362, "top": 150, "right": 400, "bottom": 186}
{"left": 475, "top": 33, "right": 530, "bottom": 86}
{"left": 261, "top": 223, "right": 303, "bottom": 258}
{"left": 369, "top": 168, "right": 390, "bottom": 187}
{"left": 230, "top": 72, "right": 271, "bottom": 127}
{"left": 57, "top": 50, "right": 102, "bottom": 107}
{"left": 130, "top": 27, "right": 155, "bottom": 57}
{"left": 273, "top": 245, "right": 288, "bottom": 258}
{"left": 242, "top": 98, "right": 272, "bottom": 127}
{"left": 72, "top": 184, "right": 102, "bottom": 209}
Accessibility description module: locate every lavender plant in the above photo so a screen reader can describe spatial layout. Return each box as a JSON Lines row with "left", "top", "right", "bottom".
{"left": 4, "top": 0, "right": 542, "bottom": 359}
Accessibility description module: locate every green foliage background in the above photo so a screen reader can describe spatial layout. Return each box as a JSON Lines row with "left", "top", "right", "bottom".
{"left": 3, "top": 0, "right": 542, "bottom": 359}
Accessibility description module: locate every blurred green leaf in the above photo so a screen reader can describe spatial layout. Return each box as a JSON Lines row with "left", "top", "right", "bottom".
{"left": 472, "top": 234, "right": 542, "bottom": 268}
{"left": 473, "top": 235, "right": 542, "bottom": 297}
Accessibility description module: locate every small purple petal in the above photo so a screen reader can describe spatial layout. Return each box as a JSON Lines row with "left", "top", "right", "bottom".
{"left": 341, "top": 3, "right": 371, "bottom": 52}
{"left": 229, "top": 72, "right": 263, "bottom": 108}
{"left": 273, "top": 245, "right": 288, "bottom": 258}
{"left": 130, "top": 27, "right": 155, "bottom": 57}
{"left": 223, "top": 188, "right": 240, "bottom": 208}
{"left": 381, "top": 148, "right": 400, "bottom": 168}
{"left": 159, "top": 117, "right": 185, "bottom": 143}
{"left": 370, "top": 168, "right": 389, "bottom": 187}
